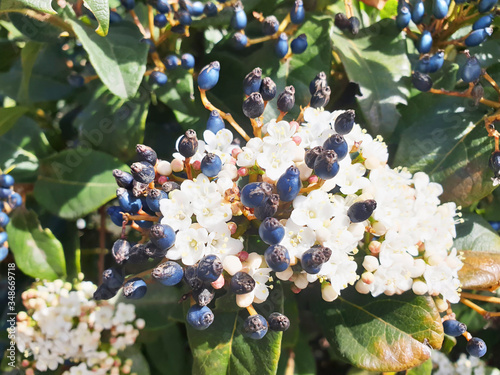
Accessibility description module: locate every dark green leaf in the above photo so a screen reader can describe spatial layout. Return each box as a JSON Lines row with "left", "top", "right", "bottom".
{"left": 0, "top": 116, "right": 54, "bottom": 183}
{"left": 187, "top": 285, "right": 284, "bottom": 375}
{"left": 0, "top": 0, "right": 56, "bottom": 14}
{"left": 8, "top": 12, "right": 63, "bottom": 43}
{"left": 314, "top": 291, "right": 443, "bottom": 372}
{"left": 119, "top": 345, "right": 151, "bottom": 375}
{"left": 75, "top": 85, "right": 149, "bottom": 160}
{"left": 6, "top": 208, "right": 66, "bottom": 280}
{"left": 407, "top": 359, "right": 432, "bottom": 375}
{"left": 277, "top": 333, "right": 316, "bottom": 375}
{"left": 83, "top": 0, "right": 110, "bottom": 36}
{"left": 330, "top": 19, "right": 411, "bottom": 137}
{"left": 18, "top": 41, "right": 42, "bottom": 104}
{"left": 0, "top": 106, "right": 29, "bottom": 136}
{"left": 68, "top": 19, "right": 148, "bottom": 98}
{"left": 454, "top": 213, "right": 500, "bottom": 253}
{"left": 33, "top": 148, "right": 127, "bottom": 219}
{"left": 393, "top": 94, "right": 494, "bottom": 207}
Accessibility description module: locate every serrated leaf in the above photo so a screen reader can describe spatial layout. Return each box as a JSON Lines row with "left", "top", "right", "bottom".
{"left": 330, "top": 18, "right": 411, "bottom": 138}
{"left": 83, "top": 0, "right": 110, "bottom": 36}
{"left": 393, "top": 94, "right": 494, "bottom": 207}
{"left": 33, "top": 148, "right": 127, "bottom": 219}
{"left": 75, "top": 85, "right": 149, "bottom": 161}
{"left": 186, "top": 286, "right": 283, "bottom": 375}
{"left": 0, "top": 0, "right": 56, "bottom": 14}
{"left": 68, "top": 19, "right": 148, "bottom": 98}
{"left": 0, "top": 106, "right": 29, "bottom": 136}
{"left": 6, "top": 208, "right": 66, "bottom": 280}
{"left": 314, "top": 291, "right": 443, "bottom": 372}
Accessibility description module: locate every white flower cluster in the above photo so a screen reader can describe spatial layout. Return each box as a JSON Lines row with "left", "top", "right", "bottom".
{"left": 156, "top": 108, "right": 462, "bottom": 306}
{"left": 16, "top": 277, "right": 145, "bottom": 374}
{"left": 432, "top": 350, "right": 488, "bottom": 375}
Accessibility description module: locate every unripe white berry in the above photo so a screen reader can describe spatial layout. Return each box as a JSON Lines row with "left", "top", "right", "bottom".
{"left": 321, "top": 284, "right": 339, "bottom": 302}
{"left": 368, "top": 240, "right": 381, "bottom": 255}
{"left": 171, "top": 158, "right": 184, "bottom": 172}
{"left": 362, "top": 255, "right": 379, "bottom": 273}
{"left": 361, "top": 272, "right": 375, "bottom": 285}
{"left": 156, "top": 160, "right": 172, "bottom": 176}
{"left": 355, "top": 280, "right": 371, "bottom": 294}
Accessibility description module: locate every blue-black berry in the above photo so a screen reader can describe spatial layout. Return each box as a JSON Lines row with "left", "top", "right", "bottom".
{"left": 123, "top": 277, "right": 147, "bottom": 299}
{"left": 130, "top": 161, "right": 155, "bottom": 184}
{"left": 231, "top": 1, "right": 247, "bottom": 30}
{"left": 240, "top": 182, "right": 273, "bottom": 208}
{"left": 186, "top": 304, "right": 214, "bottom": 330}
{"left": 244, "top": 314, "right": 268, "bottom": 339}
{"left": 242, "top": 92, "right": 265, "bottom": 119}
{"left": 198, "top": 61, "right": 220, "bottom": 90}
{"left": 268, "top": 312, "right": 290, "bottom": 331}
{"left": 314, "top": 149, "right": 340, "bottom": 180}
{"left": 260, "top": 77, "right": 277, "bottom": 101}
{"left": 323, "top": 134, "right": 348, "bottom": 160}
{"left": 206, "top": 110, "right": 225, "bottom": 134}
{"left": 201, "top": 153, "right": 222, "bottom": 177}
{"left": 178, "top": 129, "right": 199, "bottom": 158}
{"left": 276, "top": 165, "right": 301, "bottom": 202}
{"left": 149, "top": 223, "right": 176, "bottom": 251}
{"left": 197, "top": 254, "right": 223, "bottom": 283}
{"left": 262, "top": 15, "right": 279, "bottom": 35}
{"left": 152, "top": 261, "right": 184, "bottom": 286}
{"left": 264, "top": 244, "right": 290, "bottom": 272}
{"left": 275, "top": 33, "right": 289, "bottom": 59}
{"left": 254, "top": 194, "right": 279, "bottom": 221}
{"left": 334, "top": 110, "right": 355, "bottom": 135}
{"left": 461, "top": 56, "right": 482, "bottom": 83}
{"left": 277, "top": 86, "right": 295, "bottom": 113}
{"left": 259, "top": 217, "right": 285, "bottom": 245}
{"left": 291, "top": 34, "right": 308, "bottom": 54}
{"left": 117, "top": 188, "right": 142, "bottom": 213}
{"left": 243, "top": 68, "right": 263, "bottom": 96}
{"left": 310, "top": 86, "right": 331, "bottom": 109}
{"left": 442, "top": 319, "right": 467, "bottom": 337}
{"left": 290, "top": 0, "right": 305, "bottom": 24}
{"left": 412, "top": 71, "right": 433, "bottom": 92}
{"left": 347, "top": 199, "right": 377, "bottom": 222}
{"left": 466, "top": 337, "right": 487, "bottom": 357}
{"left": 230, "top": 271, "right": 255, "bottom": 294}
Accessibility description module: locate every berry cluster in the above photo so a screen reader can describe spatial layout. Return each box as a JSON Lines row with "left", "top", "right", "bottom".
{"left": 442, "top": 316, "right": 487, "bottom": 357}
{"left": 17, "top": 277, "right": 145, "bottom": 374}
{"left": 94, "top": 61, "right": 463, "bottom": 340}
{"left": 0, "top": 172, "right": 23, "bottom": 262}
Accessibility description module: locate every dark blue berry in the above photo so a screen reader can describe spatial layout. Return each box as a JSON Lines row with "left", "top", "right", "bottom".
{"left": 242, "top": 92, "right": 265, "bottom": 118}
{"left": 177, "top": 10, "right": 192, "bottom": 26}
{"left": 130, "top": 161, "right": 155, "bottom": 184}
{"left": 155, "top": 0, "right": 171, "bottom": 13}
{"left": 442, "top": 319, "right": 467, "bottom": 337}
{"left": 102, "top": 267, "right": 124, "bottom": 290}
{"left": 120, "top": 0, "right": 135, "bottom": 10}
{"left": 0, "top": 245, "right": 8, "bottom": 262}
{"left": 240, "top": 182, "right": 273, "bottom": 208}
{"left": 231, "top": 2, "right": 247, "bottom": 30}
{"left": 149, "top": 223, "right": 176, "bottom": 251}
{"left": 123, "top": 277, "right": 147, "bottom": 299}
{"left": 465, "top": 28, "right": 493, "bottom": 47}
{"left": 116, "top": 188, "right": 142, "bottom": 213}
{"left": 268, "top": 312, "right": 290, "bottom": 331}
{"left": 171, "top": 24, "right": 186, "bottom": 34}
{"left": 186, "top": 304, "right": 214, "bottom": 330}
{"left": 112, "top": 239, "right": 132, "bottom": 264}
{"left": 290, "top": 0, "right": 305, "bottom": 24}
{"left": 260, "top": 77, "right": 277, "bottom": 101}
{"left": 146, "top": 188, "right": 167, "bottom": 213}
{"left": 141, "top": 240, "right": 163, "bottom": 259}
{"left": 334, "top": 13, "right": 350, "bottom": 30}
{"left": 136, "top": 220, "right": 154, "bottom": 229}
{"left": 314, "top": 149, "right": 340, "bottom": 180}
{"left": 310, "top": 86, "right": 331, "bottom": 108}
{"left": 107, "top": 206, "right": 127, "bottom": 226}
{"left": 304, "top": 146, "right": 323, "bottom": 169}
{"left": 232, "top": 32, "right": 248, "bottom": 50}
{"left": 291, "top": 34, "right": 308, "bottom": 54}
{"left": 348, "top": 17, "right": 360, "bottom": 35}
{"left": 8, "top": 192, "right": 22, "bottom": 209}
{"left": 93, "top": 284, "right": 118, "bottom": 300}
{"left": 478, "top": 0, "right": 497, "bottom": 13}
{"left": 230, "top": 271, "right": 255, "bottom": 294}
{"left": 109, "top": 11, "right": 122, "bottom": 23}
{"left": 0, "top": 231, "right": 8, "bottom": 247}
{"left": 277, "top": 86, "right": 295, "bottom": 113}
{"left": 262, "top": 16, "right": 279, "bottom": 35}
{"left": 164, "top": 55, "right": 180, "bottom": 70}
{"left": 396, "top": 6, "right": 411, "bottom": 29}
{"left": 433, "top": 0, "right": 448, "bottom": 19}
{"left": 323, "top": 134, "right": 348, "bottom": 160}
{"left": 254, "top": 194, "right": 279, "bottom": 221}
{"left": 417, "top": 30, "right": 433, "bottom": 54}
{"left": 416, "top": 56, "right": 431, "bottom": 74}
{"left": 197, "top": 254, "right": 223, "bottom": 282}
{"left": 466, "top": 337, "right": 487, "bottom": 357}
{"left": 412, "top": 71, "right": 433, "bottom": 92}
{"left": 192, "top": 286, "right": 215, "bottom": 306}
{"left": 162, "top": 181, "right": 180, "bottom": 194}
{"left": 428, "top": 51, "right": 444, "bottom": 73}
{"left": 334, "top": 110, "right": 355, "bottom": 135}
{"left": 177, "top": 129, "right": 198, "bottom": 158}
{"left": 301, "top": 245, "right": 331, "bottom": 274}
{"left": 244, "top": 314, "right": 268, "bottom": 339}
{"left": 190, "top": 1, "right": 204, "bottom": 16}
{"left": 347, "top": 199, "right": 377, "bottom": 222}
{"left": 259, "top": 217, "right": 285, "bottom": 245}
{"left": 243, "top": 68, "right": 263, "bottom": 96}
{"left": 152, "top": 261, "right": 184, "bottom": 286}
{"left": 276, "top": 165, "right": 301, "bottom": 202}
{"left": 0, "top": 212, "right": 10, "bottom": 228}
{"left": 461, "top": 56, "right": 482, "bottom": 83}
{"left": 185, "top": 265, "right": 203, "bottom": 290}
{"left": 136, "top": 144, "right": 157, "bottom": 165}
{"left": 275, "top": 33, "right": 289, "bottom": 58}
{"left": 0, "top": 188, "right": 11, "bottom": 200}
{"left": 181, "top": 53, "right": 195, "bottom": 69}
{"left": 141, "top": 38, "right": 156, "bottom": 53}
{"left": 411, "top": 0, "right": 425, "bottom": 24}
{"left": 203, "top": 2, "right": 218, "bottom": 16}
{"left": 489, "top": 150, "right": 500, "bottom": 177}
{"left": 201, "top": 153, "right": 222, "bottom": 177}
{"left": 265, "top": 244, "right": 290, "bottom": 272}
{"left": 309, "top": 72, "right": 327, "bottom": 95}
{"left": 67, "top": 74, "right": 84, "bottom": 88}
{"left": 473, "top": 14, "right": 494, "bottom": 30}
{"left": 206, "top": 110, "right": 225, "bottom": 134}
{"left": 490, "top": 221, "right": 500, "bottom": 231}
{"left": 0, "top": 174, "right": 14, "bottom": 188}
{"left": 179, "top": 0, "right": 193, "bottom": 12}
{"left": 198, "top": 61, "right": 220, "bottom": 90}
{"left": 154, "top": 13, "right": 168, "bottom": 28}
{"left": 150, "top": 71, "right": 168, "bottom": 86}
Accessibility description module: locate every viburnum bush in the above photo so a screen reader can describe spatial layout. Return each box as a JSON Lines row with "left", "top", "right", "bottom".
{"left": 0, "top": 0, "right": 499, "bottom": 374}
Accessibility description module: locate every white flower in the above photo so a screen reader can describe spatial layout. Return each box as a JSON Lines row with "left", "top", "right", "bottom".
{"left": 203, "top": 129, "right": 237, "bottom": 163}
{"left": 279, "top": 219, "right": 316, "bottom": 260}
{"left": 291, "top": 190, "right": 334, "bottom": 231}
{"left": 193, "top": 199, "right": 232, "bottom": 231}
{"left": 263, "top": 119, "right": 296, "bottom": 145}
{"left": 256, "top": 142, "right": 297, "bottom": 180}
{"left": 160, "top": 190, "right": 194, "bottom": 231}
{"left": 113, "top": 303, "right": 136, "bottom": 324}
{"left": 206, "top": 223, "right": 243, "bottom": 260}
{"left": 237, "top": 137, "right": 263, "bottom": 167}
{"left": 167, "top": 226, "right": 209, "bottom": 265}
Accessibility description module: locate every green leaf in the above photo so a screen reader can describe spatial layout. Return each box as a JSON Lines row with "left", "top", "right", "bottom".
{"left": 6, "top": 208, "right": 66, "bottom": 280}
{"left": 18, "top": 41, "right": 42, "bottom": 104}
{"left": 33, "top": 148, "right": 127, "bottom": 219}
{"left": 393, "top": 94, "right": 494, "bottom": 207}
{"left": 330, "top": 19, "right": 411, "bottom": 138}
{"left": 314, "top": 291, "right": 443, "bottom": 372}
{"left": 454, "top": 213, "right": 500, "bottom": 253}
{"left": 75, "top": 85, "right": 149, "bottom": 160}
{"left": 0, "top": 0, "right": 56, "bottom": 14}
{"left": 187, "top": 286, "right": 284, "bottom": 375}
{"left": 407, "top": 359, "right": 432, "bottom": 375}
{"left": 0, "top": 106, "right": 29, "bottom": 136}
{"left": 0, "top": 116, "right": 54, "bottom": 183}
{"left": 117, "top": 282, "right": 184, "bottom": 330}
{"left": 83, "top": 0, "right": 110, "bottom": 36}
{"left": 119, "top": 345, "right": 151, "bottom": 375}
{"left": 277, "top": 333, "right": 316, "bottom": 375}
{"left": 68, "top": 19, "right": 148, "bottom": 98}
{"left": 8, "top": 12, "right": 63, "bottom": 43}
